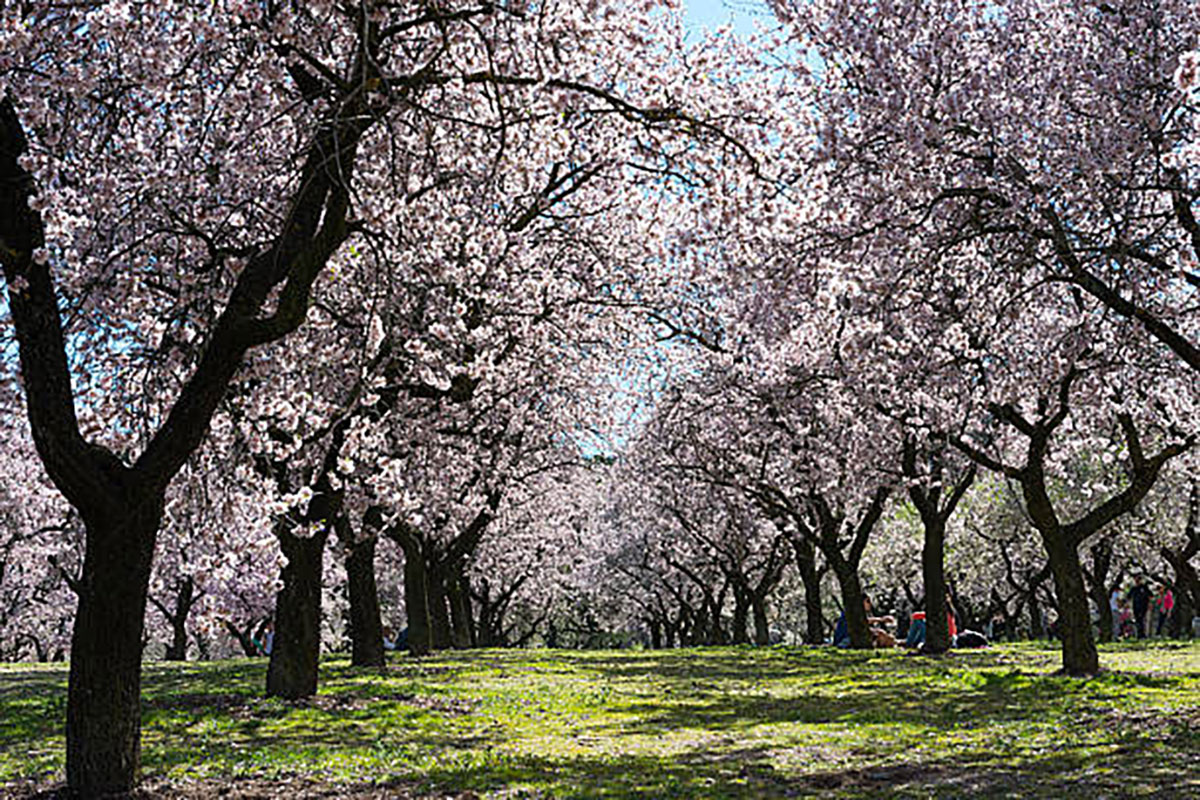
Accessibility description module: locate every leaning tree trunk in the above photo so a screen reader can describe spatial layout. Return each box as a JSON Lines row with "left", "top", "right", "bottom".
{"left": 266, "top": 528, "right": 329, "bottom": 699}
{"left": 344, "top": 527, "right": 384, "bottom": 667}
{"left": 1043, "top": 532, "right": 1099, "bottom": 675}
{"left": 921, "top": 517, "right": 951, "bottom": 655}
{"left": 66, "top": 497, "right": 164, "bottom": 796}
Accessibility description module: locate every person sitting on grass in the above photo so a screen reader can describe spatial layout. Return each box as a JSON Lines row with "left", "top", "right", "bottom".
{"left": 833, "top": 596, "right": 896, "bottom": 648}
{"left": 905, "top": 592, "right": 958, "bottom": 649}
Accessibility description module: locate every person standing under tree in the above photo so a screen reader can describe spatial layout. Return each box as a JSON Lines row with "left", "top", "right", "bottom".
{"left": 1155, "top": 585, "right": 1174, "bottom": 637}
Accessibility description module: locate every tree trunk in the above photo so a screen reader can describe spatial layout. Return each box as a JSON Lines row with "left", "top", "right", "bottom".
{"left": 164, "top": 577, "right": 195, "bottom": 661}
{"left": 66, "top": 500, "right": 163, "bottom": 796}
{"left": 427, "top": 562, "right": 453, "bottom": 650}
{"left": 751, "top": 596, "right": 770, "bottom": 645}
{"left": 1043, "top": 532, "right": 1099, "bottom": 675}
{"left": 792, "top": 538, "right": 824, "bottom": 644}
{"left": 921, "top": 518, "right": 951, "bottom": 654}
{"left": 447, "top": 570, "right": 473, "bottom": 649}
{"left": 1087, "top": 539, "right": 1115, "bottom": 644}
{"left": 731, "top": 592, "right": 750, "bottom": 645}
{"left": 834, "top": 563, "right": 872, "bottom": 649}
{"left": 1027, "top": 589, "right": 1043, "bottom": 640}
{"left": 344, "top": 529, "right": 384, "bottom": 667}
{"left": 266, "top": 528, "right": 328, "bottom": 699}
{"left": 402, "top": 541, "right": 432, "bottom": 656}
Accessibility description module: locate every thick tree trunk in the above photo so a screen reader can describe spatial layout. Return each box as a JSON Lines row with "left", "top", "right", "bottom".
{"left": 1043, "top": 532, "right": 1099, "bottom": 675}
{"left": 834, "top": 563, "right": 872, "bottom": 649}
{"left": 345, "top": 530, "right": 384, "bottom": 667}
{"left": 751, "top": 596, "right": 770, "bottom": 645}
{"left": 921, "top": 518, "right": 951, "bottom": 654}
{"left": 266, "top": 529, "right": 328, "bottom": 699}
{"left": 402, "top": 543, "right": 432, "bottom": 656}
{"left": 66, "top": 500, "right": 163, "bottom": 796}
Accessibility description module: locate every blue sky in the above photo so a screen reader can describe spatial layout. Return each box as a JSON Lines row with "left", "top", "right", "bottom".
{"left": 683, "top": 0, "right": 765, "bottom": 35}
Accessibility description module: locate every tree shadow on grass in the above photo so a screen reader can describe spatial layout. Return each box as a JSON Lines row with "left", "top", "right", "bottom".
{"left": 566, "top": 650, "right": 1188, "bottom": 736}
{"left": 414, "top": 735, "right": 1198, "bottom": 799}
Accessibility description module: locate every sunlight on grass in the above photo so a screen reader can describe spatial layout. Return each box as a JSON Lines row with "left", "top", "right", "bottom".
{"left": 2, "top": 642, "right": 1198, "bottom": 798}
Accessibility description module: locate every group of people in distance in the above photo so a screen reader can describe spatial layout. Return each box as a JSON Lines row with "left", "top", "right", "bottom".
{"left": 1110, "top": 576, "right": 1174, "bottom": 640}
{"left": 832, "top": 593, "right": 989, "bottom": 651}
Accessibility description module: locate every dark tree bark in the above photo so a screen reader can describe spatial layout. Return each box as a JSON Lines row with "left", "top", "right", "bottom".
{"left": 751, "top": 596, "right": 770, "bottom": 645}
{"left": 903, "top": 436, "right": 976, "bottom": 656}
{"left": 341, "top": 512, "right": 385, "bottom": 668}
{"left": 266, "top": 524, "right": 330, "bottom": 699}
{"left": 222, "top": 617, "right": 265, "bottom": 657}
{"left": 447, "top": 568, "right": 474, "bottom": 649}
{"left": 151, "top": 576, "right": 200, "bottom": 662}
{"left": 784, "top": 488, "right": 889, "bottom": 650}
{"left": 1162, "top": 481, "right": 1200, "bottom": 638}
{"left": 427, "top": 561, "right": 454, "bottom": 650}
{"left": 952, "top": 373, "right": 1191, "bottom": 675}
{"left": 730, "top": 585, "right": 750, "bottom": 645}
{"left": 1083, "top": 537, "right": 1119, "bottom": 643}
{"left": 66, "top": 500, "right": 163, "bottom": 796}
{"left": 831, "top": 558, "right": 872, "bottom": 649}
{"left": 790, "top": 535, "right": 825, "bottom": 644}
{"left": 400, "top": 534, "right": 432, "bottom": 656}
{"left": 1, "top": 45, "right": 371, "bottom": 789}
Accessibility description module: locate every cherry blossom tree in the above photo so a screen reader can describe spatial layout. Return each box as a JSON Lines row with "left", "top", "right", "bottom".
{"left": 0, "top": 0, "right": 751, "bottom": 789}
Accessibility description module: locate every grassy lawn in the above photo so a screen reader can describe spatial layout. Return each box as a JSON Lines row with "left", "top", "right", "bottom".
{"left": 1, "top": 642, "right": 1198, "bottom": 798}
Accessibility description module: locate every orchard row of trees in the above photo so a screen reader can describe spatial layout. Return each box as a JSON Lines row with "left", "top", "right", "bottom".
{"left": 1, "top": 0, "right": 1198, "bottom": 795}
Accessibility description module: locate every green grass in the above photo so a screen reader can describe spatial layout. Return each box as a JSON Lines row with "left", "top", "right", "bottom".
{"left": 2, "top": 642, "right": 1198, "bottom": 798}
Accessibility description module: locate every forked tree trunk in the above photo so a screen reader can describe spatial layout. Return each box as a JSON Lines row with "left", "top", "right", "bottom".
{"left": 66, "top": 498, "right": 163, "bottom": 796}
{"left": 344, "top": 528, "right": 384, "bottom": 667}
{"left": 266, "top": 528, "right": 329, "bottom": 699}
